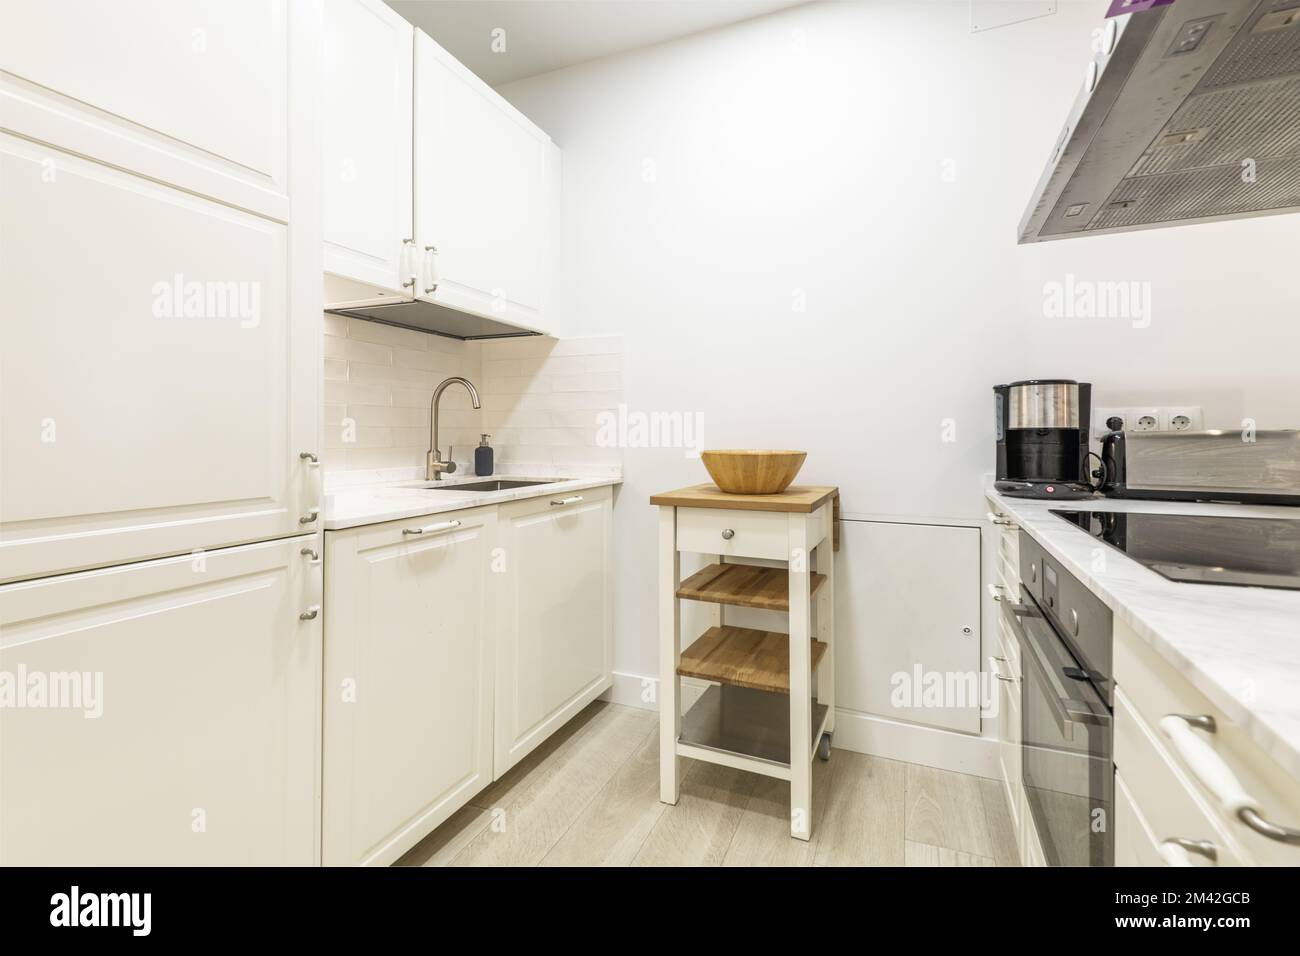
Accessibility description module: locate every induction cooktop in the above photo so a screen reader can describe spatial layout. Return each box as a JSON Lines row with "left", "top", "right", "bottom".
{"left": 1051, "top": 510, "right": 1300, "bottom": 590}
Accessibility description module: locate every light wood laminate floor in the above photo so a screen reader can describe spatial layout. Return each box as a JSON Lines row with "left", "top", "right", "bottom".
{"left": 396, "top": 701, "right": 1020, "bottom": 867}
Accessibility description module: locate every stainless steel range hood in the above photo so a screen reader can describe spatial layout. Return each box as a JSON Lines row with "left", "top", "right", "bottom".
{"left": 1020, "top": 0, "right": 1300, "bottom": 243}
{"left": 322, "top": 274, "right": 542, "bottom": 341}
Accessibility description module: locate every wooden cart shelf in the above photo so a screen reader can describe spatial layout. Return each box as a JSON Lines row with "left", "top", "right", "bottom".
{"left": 677, "top": 624, "right": 828, "bottom": 694}
{"left": 676, "top": 562, "right": 826, "bottom": 611}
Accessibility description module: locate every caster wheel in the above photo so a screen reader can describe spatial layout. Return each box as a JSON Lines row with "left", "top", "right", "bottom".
{"left": 817, "top": 732, "right": 832, "bottom": 761}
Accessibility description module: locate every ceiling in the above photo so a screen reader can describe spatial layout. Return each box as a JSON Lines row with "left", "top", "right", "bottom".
{"left": 386, "top": 0, "right": 811, "bottom": 87}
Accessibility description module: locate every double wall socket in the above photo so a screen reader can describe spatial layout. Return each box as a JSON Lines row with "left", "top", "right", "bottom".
{"left": 1094, "top": 406, "right": 1203, "bottom": 435}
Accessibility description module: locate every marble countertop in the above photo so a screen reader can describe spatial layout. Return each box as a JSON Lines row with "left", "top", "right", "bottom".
{"left": 324, "top": 474, "right": 622, "bottom": 531}
{"left": 986, "top": 488, "right": 1300, "bottom": 780}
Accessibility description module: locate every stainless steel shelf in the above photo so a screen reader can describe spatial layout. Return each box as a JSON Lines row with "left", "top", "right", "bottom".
{"left": 679, "top": 684, "right": 829, "bottom": 769}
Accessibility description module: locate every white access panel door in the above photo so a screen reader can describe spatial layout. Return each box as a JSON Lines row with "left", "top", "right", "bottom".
{"left": 494, "top": 488, "right": 612, "bottom": 775}
{"left": 836, "top": 521, "right": 982, "bottom": 734}
{"left": 0, "top": 135, "right": 319, "bottom": 584}
{"left": 323, "top": 506, "right": 495, "bottom": 866}
{"left": 0, "top": 535, "right": 322, "bottom": 866}
{"left": 0, "top": 0, "right": 291, "bottom": 220}
{"left": 322, "top": 0, "right": 413, "bottom": 292}
{"left": 414, "top": 31, "right": 551, "bottom": 332}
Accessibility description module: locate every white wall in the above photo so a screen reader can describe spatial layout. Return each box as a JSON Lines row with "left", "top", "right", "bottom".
{"left": 499, "top": 0, "right": 1300, "bottom": 683}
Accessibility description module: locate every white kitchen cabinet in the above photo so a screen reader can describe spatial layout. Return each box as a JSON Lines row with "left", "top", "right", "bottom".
{"left": 0, "top": 133, "right": 321, "bottom": 584}
{"left": 0, "top": 535, "right": 322, "bottom": 866}
{"left": 414, "top": 31, "right": 555, "bottom": 333}
{"left": 0, "top": 0, "right": 293, "bottom": 220}
{"left": 323, "top": 506, "right": 496, "bottom": 866}
{"left": 494, "top": 486, "right": 613, "bottom": 775}
{"left": 835, "top": 521, "right": 982, "bottom": 734}
{"left": 322, "top": 0, "right": 413, "bottom": 293}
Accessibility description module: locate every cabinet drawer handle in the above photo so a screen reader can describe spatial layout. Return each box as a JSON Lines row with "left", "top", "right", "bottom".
{"left": 1160, "top": 714, "right": 1300, "bottom": 845}
{"left": 300, "top": 547, "right": 321, "bottom": 566}
{"left": 986, "top": 511, "right": 1016, "bottom": 527}
{"left": 987, "top": 655, "right": 1016, "bottom": 682}
{"left": 550, "top": 495, "right": 584, "bottom": 506}
{"left": 403, "top": 519, "right": 461, "bottom": 536}
{"left": 299, "top": 508, "right": 320, "bottom": 525}
{"left": 299, "top": 604, "right": 320, "bottom": 621}
{"left": 987, "top": 583, "right": 1005, "bottom": 602}
{"left": 1159, "top": 838, "right": 1217, "bottom": 866}
{"left": 720, "top": 528, "right": 735, "bottom": 540}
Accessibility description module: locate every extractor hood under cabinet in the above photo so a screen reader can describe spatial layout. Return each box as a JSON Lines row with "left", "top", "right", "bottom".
{"left": 1020, "top": 0, "right": 1300, "bottom": 242}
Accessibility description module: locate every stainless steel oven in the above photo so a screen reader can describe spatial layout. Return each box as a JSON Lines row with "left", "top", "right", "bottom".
{"left": 1006, "top": 534, "right": 1113, "bottom": 866}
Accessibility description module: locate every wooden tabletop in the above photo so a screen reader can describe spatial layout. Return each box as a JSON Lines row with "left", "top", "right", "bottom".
{"left": 649, "top": 483, "right": 838, "bottom": 513}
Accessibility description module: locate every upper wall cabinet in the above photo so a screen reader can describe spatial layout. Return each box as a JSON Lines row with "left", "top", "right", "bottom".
{"left": 414, "top": 32, "right": 555, "bottom": 334}
{"left": 0, "top": 0, "right": 291, "bottom": 221}
{"left": 322, "top": 0, "right": 413, "bottom": 294}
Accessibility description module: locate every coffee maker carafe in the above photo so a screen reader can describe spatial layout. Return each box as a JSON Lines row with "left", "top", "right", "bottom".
{"left": 993, "top": 380, "right": 1096, "bottom": 500}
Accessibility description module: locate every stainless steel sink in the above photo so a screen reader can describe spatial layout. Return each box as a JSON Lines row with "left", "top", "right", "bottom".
{"left": 420, "top": 479, "right": 556, "bottom": 492}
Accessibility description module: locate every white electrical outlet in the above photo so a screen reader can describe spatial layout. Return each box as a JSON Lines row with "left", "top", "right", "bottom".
{"left": 1161, "top": 406, "right": 1203, "bottom": 432}
{"left": 1094, "top": 407, "right": 1128, "bottom": 435}
{"left": 1129, "top": 408, "right": 1161, "bottom": 432}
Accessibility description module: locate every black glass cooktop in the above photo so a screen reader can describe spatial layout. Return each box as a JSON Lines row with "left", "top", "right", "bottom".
{"left": 1051, "top": 510, "right": 1300, "bottom": 590}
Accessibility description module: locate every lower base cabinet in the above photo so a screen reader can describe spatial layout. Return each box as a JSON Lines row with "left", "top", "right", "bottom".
{"left": 494, "top": 488, "right": 613, "bottom": 776}
{"left": 321, "top": 486, "right": 614, "bottom": 865}
{"left": 0, "top": 536, "right": 322, "bottom": 866}
{"left": 322, "top": 505, "right": 496, "bottom": 867}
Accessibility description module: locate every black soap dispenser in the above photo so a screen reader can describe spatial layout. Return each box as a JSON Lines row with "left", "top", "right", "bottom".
{"left": 474, "top": 434, "right": 494, "bottom": 477}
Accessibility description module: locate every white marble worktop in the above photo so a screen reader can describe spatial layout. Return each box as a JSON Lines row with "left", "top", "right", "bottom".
{"left": 324, "top": 472, "right": 621, "bottom": 531}
{"left": 986, "top": 488, "right": 1300, "bottom": 780}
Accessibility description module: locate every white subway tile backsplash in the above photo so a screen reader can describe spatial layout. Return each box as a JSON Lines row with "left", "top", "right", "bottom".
{"left": 322, "top": 316, "right": 622, "bottom": 477}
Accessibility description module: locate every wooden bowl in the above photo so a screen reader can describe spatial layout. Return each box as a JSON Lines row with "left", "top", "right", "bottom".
{"left": 701, "top": 449, "right": 807, "bottom": 495}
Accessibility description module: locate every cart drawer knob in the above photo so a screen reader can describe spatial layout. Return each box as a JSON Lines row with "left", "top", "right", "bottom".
{"left": 720, "top": 528, "right": 735, "bottom": 540}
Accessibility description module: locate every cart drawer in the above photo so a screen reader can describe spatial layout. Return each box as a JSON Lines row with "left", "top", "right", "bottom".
{"left": 677, "top": 507, "right": 791, "bottom": 560}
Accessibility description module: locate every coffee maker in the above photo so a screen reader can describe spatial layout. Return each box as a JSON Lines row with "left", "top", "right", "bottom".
{"left": 993, "top": 380, "right": 1096, "bottom": 500}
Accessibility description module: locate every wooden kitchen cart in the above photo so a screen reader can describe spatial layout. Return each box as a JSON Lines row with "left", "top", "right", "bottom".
{"left": 651, "top": 483, "right": 837, "bottom": 841}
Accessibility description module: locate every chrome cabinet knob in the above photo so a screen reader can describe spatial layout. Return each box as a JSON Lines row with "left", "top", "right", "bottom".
{"left": 720, "top": 528, "right": 735, "bottom": 540}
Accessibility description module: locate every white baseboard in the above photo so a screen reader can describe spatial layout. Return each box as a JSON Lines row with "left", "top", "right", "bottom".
{"left": 602, "top": 671, "right": 1000, "bottom": 778}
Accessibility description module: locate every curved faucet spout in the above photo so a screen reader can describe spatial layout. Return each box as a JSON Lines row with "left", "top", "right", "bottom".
{"left": 427, "top": 377, "right": 482, "bottom": 480}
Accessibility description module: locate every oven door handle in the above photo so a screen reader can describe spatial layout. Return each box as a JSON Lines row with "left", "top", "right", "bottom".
{"left": 1003, "top": 600, "right": 1108, "bottom": 740}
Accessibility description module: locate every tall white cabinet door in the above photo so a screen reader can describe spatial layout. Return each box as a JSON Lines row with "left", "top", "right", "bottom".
{"left": 414, "top": 31, "right": 552, "bottom": 333}
{"left": 0, "top": 0, "right": 291, "bottom": 220}
{"left": 494, "top": 487, "right": 612, "bottom": 776}
{"left": 836, "top": 521, "right": 982, "bottom": 734}
{"left": 0, "top": 135, "right": 320, "bottom": 584}
{"left": 322, "top": 0, "right": 413, "bottom": 292}
{"left": 0, "top": 535, "right": 322, "bottom": 866}
{"left": 323, "top": 506, "right": 495, "bottom": 866}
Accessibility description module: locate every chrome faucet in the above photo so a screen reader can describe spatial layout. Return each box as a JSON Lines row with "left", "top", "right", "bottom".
{"left": 427, "top": 376, "right": 482, "bottom": 480}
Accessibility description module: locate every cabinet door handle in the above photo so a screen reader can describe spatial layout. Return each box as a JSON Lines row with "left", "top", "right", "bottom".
{"left": 299, "top": 604, "right": 320, "bottom": 621}
{"left": 299, "top": 451, "right": 320, "bottom": 466}
{"left": 1159, "top": 838, "right": 1217, "bottom": 866}
{"left": 300, "top": 547, "right": 321, "bottom": 566}
{"left": 423, "top": 245, "right": 439, "bottom": 295}
{"left": 403, "top": 519, "right": 461, "bottom": 536}
{"left": 1160, "top": 714, "right": 1300, "bottom": 845}
{"left": 720, "top": 528, "right": 735, "bottom": 540}
{"left": 299, "top": 508, "right": 320, "bottom": 525}
{"left": 550, "top": 495, "right": 584, "bottom": 506}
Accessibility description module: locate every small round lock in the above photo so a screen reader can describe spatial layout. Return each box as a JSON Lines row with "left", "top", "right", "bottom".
{"left": 961, "top": 626, "right": 972, "bottom": 635}
{"left": 720, "top": 528, "right": 735, "bottom": 540}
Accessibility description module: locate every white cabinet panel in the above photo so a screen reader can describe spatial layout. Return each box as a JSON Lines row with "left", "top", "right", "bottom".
{"left": 835, "top": 521, "right": 982, "bottom": 734}
{"left": 322, "top": 0, "right": 413, "bottom": 291}
{"left": 0, "top": 135, "right": 319, "bottom": 583}
{"left": 495, "top": 487, "right": 612, "bottom": 775}
{"left": 414, "top": 31, "right": 553, "bottom": 333}
{"left": 323, "top": 506, "right": 495, "bottom": 866}
{"left": 0, "top": 535, "right": 322, "bottom": 866}
{"left": 0, "top": 0, "right": 290, "bottom": 219}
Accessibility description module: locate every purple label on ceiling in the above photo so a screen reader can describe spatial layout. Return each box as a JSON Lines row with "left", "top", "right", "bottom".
{"left": 1106, "top": 0, "right": 1176, "bottom": 16}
